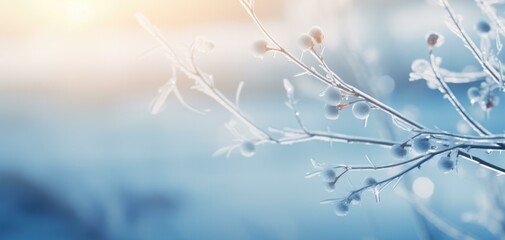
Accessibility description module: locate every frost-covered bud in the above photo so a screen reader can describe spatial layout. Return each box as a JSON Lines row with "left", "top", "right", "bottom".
{"left": 426, "top": 33, "right": 444, "bottom": 47}
{"left": 309, "top": 26, "right": 324, "bottom": 44}
{"left": 364, "top": 177, "right": 377, "bottom": 187}
{"left": 438, "top": 156, "right": 454, "bottom": 173}
{"left": 391, "top": 144, "right": 407, "bottom": 159}
{"left": 480, "top": 95, "right": 499, "bottom": 110}
{"left": 467, "top": 87, "right": 481, "bottom": 104}
{"left": 352, "top": 102, "right": 370, "bottom": 120}
{"left": 426, "top": 81, "right": 438, "bottom": 90}
{"left": 349, "top": 193, "right": 361, "bottom": 205}
{"left": 298, "top": 34, "right": 314, "bottom": 50}
{"left": 325, "top": 87, "right": 342, "bottom": 105}
{"left": 324, "top": 104, "right": 340, "bottom": 120}
{"left": 197, "top": 40, "right": 215, "bottom": 53}
{"left": 411, "top": 59, "right": 430, "bottom": 73}
{"left": 412, "top": 138, "right": 431, "bottom": 154}
{"left": 252, "top": 40, "right": 269, "bottom": 58}
{"left": 334, "top": 201, "right": 349, "bottom": 216}
{"left": 240, "top": 141, "right": 255, "bottom": 157}
{"left": 321, "top": 168, "right": 336, "bottom": 182}
{"left": 325, "top": 182, "right": 336, "bottom": 192}
{"left": 476, "top": 20, "right": 491, "bottom": 34}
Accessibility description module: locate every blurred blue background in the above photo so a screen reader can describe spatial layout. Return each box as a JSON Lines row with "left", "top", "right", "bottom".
{"left": 0, "top": 0, "right": 504, "bottom": 239}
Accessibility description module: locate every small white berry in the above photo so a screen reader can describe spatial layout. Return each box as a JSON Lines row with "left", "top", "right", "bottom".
{"left": 240, "top": 141, "right": 255, "bottom": 157}
{"left": 438, "top": 156, "right": 454, "bottom": 173}
{"left": 324, "top": 104, "right": 340, "bottom": 120}
{"left": 334, "top": 201, "right": 349, "bottom": 216}
{"left": 325, "top": 87, "right": 342, "bottom": 105}
{"left": 321, "top": 168, "right": 336, "bottom": 182}
{"left": 426, "top": 33, "right": 444, "bottom": 47}
{"left": 298, "top": 34, "right": 314, "bottom": 51}
{"left": 391, "top": 144, "right": 407, "bottom": 159}
{"left": 252, "top": 40, "right": 269, "bottom": 58}
{"left": 309, "top": 26, "right": 324, "bottom": 44}
{"left": 352, "top": 102, "right": 370, "bottom": 120}
{"left": 476, "top": 20, "right": 491, "bottom": 34}
{"left": 364, "top": 177, "right": 377, "bottom": 187}
{"left": 412, "top": 138, "right": 431, "bottom": 154}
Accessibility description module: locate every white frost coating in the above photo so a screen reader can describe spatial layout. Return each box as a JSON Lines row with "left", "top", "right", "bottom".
{"left": 283, "top": 78, "right": 294, "bottom": 98}
{"left": 138, "top": 0, "right": 505, "bottom": 224}
{"left": 149, "top": 81, "right": 174, "bottom": 115}
{"left": 235, "top": 81, "right": 244, "bottom": 108}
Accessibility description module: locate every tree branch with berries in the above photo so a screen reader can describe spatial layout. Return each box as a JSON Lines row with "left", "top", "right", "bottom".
{"left": 136, "top": 0, "right": 505, "bottom": 219}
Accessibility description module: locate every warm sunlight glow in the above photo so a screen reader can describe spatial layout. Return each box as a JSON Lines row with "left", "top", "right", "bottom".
{"left": 65, "top": 2, "right": 93, "bottom": 28}
{"left": 0, "top": 0, "right": 279, "bottom": 38}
